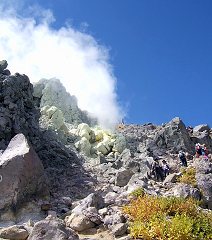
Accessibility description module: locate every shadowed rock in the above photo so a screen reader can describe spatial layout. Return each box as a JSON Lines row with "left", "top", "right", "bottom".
{"left": 0, "top": 134, "right": 49, "bottom": 211}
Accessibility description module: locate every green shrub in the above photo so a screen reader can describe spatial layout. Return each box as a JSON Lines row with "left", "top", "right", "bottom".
{"left": 179, "top": 167, "right": 197, "bottom": 187}
{"left": 129, "top": 187, "right": 145, "bottom": 198}
{"left": 123, "top": 195, "right": 212, "bottom": 239}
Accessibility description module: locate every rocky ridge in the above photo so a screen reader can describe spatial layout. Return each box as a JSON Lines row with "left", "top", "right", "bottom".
{"left": 0, "top": 61, "right": 211, "bottom": 239}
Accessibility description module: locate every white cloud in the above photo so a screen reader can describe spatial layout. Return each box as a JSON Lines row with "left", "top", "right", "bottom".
{"left": 0, "top": 4, "right": 124, "bottom": 128}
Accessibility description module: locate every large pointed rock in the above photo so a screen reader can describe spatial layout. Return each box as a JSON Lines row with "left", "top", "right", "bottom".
{"left": 0, "top": 134, "right": 48, "bottom": 210}
{"left": 154, "top": 117, "right": 194, "bottom": 153}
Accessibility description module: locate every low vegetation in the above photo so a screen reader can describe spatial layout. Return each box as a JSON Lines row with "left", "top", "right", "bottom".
{"left": 123, "top": 194, "right": 212, "bottom": 239}
{"left": 178, "top": 167, "right": 197, "bottom": 187}
{"left": 129, "top": 187, "right": 145, "bottom": 198}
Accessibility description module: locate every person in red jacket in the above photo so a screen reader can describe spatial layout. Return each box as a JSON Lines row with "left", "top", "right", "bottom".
{"left": 202, "top": 144, "right": 209, "bottom": 159}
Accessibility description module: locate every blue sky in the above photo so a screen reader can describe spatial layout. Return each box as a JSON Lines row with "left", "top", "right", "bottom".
{"left": 3, "top": 0, "right": 212, "bottom": 126}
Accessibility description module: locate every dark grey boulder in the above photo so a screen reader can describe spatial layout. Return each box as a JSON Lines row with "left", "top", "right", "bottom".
{"left": 0, "top": 134, "right": 49, "bottom": 211}
{"left": 111, "top": 223, "right": 128, "bottom": 237}
{"left": 115, "top": 168, "right": 134, "bottom": 187}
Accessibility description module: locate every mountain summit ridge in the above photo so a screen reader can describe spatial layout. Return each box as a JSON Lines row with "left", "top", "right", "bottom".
{"left": 0, "top": 60, "right": 211, "bottom": 239}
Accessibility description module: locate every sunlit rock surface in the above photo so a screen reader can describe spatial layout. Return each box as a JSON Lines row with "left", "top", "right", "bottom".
{"left": 33, "top": 78, "right": 96, "bottom": 126}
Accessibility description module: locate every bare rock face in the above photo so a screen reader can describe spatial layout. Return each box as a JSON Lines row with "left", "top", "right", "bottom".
{"left": 28, "top": 216, "right": 79, "bottom": 240}
{"left": 194, "top": 158, "right": 212, "bottom": 209}
{"left": 0, "top": 134, "right": 48, "bottom": 211}
{"left": 0, "top": 67, "right": 39, "bottom": 150}
{"left": 155, "top": 117, "right": 194, "bottom": 153}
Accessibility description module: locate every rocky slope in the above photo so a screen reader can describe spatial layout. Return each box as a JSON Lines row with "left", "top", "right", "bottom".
{"left": 0, "top": 60, "right": 211, "bottom": 239}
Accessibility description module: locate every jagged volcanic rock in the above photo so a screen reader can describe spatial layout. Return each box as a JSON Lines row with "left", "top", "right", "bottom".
{"left": 0, "top": 63, "right": 39, "bottom": 149}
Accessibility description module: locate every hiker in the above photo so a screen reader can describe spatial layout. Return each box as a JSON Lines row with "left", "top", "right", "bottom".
{"left": 195, "top": 143, "right": 202, "bottom": 158}
{"left": 151, "top": 159, "right": 164, "bottom": 181}
{"left": 202, "top": 144, "right": 209, "bottom": 159}
{"left": 161, "top": 160, "right": 170, "bottom": 178}
{"left": 186, "top": 126, "right": 193, "bottom": 134}
{"left": 178, "top": 150, "right": 187, "bottom": 167}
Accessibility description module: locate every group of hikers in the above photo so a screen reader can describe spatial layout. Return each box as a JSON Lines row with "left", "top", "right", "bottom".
{"left": 151, "top": 143, "right": 210, "bottom": 181}
{"left": 151, "top": 159, "right": 170, "bottom": 181}
{"left": 195, "top": 143, "right": 209, "bottom": 158}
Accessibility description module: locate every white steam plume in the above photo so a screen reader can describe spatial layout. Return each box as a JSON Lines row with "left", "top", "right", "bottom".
{"left": 0, "top": 4, "right": 123, "bottom": 128}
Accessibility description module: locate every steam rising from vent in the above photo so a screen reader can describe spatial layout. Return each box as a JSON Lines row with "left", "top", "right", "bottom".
{"left": 0, "top": 4, "right": 124, "bottom": 128}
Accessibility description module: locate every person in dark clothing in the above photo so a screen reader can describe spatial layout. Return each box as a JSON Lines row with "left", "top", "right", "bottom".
{"left": 195, "top": 143, "right": 202, "bottom": 158}
{"left": 161, "top": 160, "right": 170, "bottom": 178}
{"left": 151, "top": 159, "right": 164, "bottom": 181}
{"left": 178, "top": 150, "right": 188, "bottom": 167}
